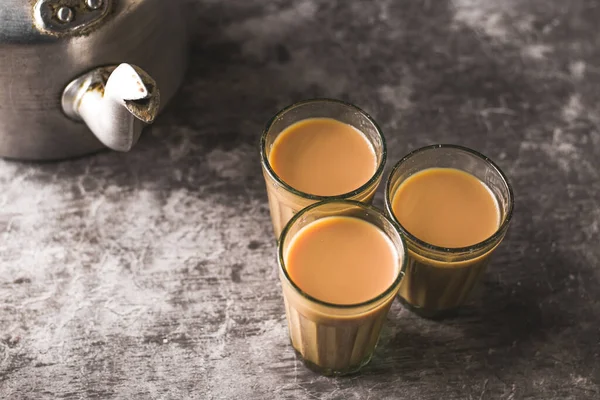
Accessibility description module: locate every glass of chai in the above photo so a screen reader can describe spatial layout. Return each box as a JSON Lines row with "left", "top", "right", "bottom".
{"left": 278, "top": 200, "right": 407, "bottom": 376}
{"left": 385, "top": 144, "right": 514, "bottom": 318}
{"left": 260, "top": 99, "right": 386, "bottom": 239}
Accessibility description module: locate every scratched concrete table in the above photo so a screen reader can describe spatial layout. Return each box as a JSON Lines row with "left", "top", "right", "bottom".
{"left": 1, "top": 1, "right": 599, "bottom": 399}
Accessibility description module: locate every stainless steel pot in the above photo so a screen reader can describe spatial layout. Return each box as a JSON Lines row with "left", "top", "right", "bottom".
{"left": 0, "top": 0, "right": 187, "bottom": 160}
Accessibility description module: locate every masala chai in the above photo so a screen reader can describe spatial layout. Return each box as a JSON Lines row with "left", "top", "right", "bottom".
{"left": 269, "top": 118, "right": 377, "bottom": 197}
{"left": 279, "top": 201, "right": 405, "bottom": 375}
{"left": 385, "top": 145, "right": 513, "bottom": 316}
{"left": 392, "top": 168, "right": 500, "bottom": 248}
{"left": 286, "top": 216, "right": 398, "bottom": 304}
{"left": 261, "top": 99, "right": 385, "bottom": 239}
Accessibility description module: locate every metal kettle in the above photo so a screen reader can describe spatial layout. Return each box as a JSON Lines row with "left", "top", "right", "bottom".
{"left": 0, "top": 0, "right": 188, "bottom": 160}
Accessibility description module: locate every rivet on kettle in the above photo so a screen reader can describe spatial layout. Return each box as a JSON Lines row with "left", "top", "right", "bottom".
{"left": 86, "top": 0, "right": 103, "bottom": 10}
{"left": 56, "top": 6, "right": 74, "bottom": 23}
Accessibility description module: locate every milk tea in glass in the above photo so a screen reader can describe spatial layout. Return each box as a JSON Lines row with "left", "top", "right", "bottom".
{"left": 260, "top": 99, "right": 386, "bottom": 239}
{"left": 278, "top": 200, "right": 406, "bottom": 376}
{"left": 385, "top": 145, "right": 514, "bottom": 318}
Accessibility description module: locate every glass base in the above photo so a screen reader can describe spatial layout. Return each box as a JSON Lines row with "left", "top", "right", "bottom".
{"left": 397, "top": 296, "right": 459, "bottom": 320}
{"left": 292, "top": 347, "right": 373, "bottom": 377}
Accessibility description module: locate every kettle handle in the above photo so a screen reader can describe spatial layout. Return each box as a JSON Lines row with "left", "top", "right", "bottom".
{"left": 34, "top": 0, "right": 112, "bottom": 36}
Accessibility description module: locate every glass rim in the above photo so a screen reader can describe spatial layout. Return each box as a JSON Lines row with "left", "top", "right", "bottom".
{"left": 260, "top": 98, "right": 387, "bottom": 201}
{"left": 385, "top": 144, "right": 515, "bottom": 254}
{"left": 278, "top": 199, "right": 408, "bottom": 309}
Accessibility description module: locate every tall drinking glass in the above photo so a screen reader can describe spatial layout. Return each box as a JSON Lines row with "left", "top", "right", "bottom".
{"left": 385, "top": 144, "right": 514, "bottom": 318}
{"left": 260, "top": 99, "right": 386, "bottom": 239}
{"left": 278, "top": 200, "right": 407, "bottom": 375}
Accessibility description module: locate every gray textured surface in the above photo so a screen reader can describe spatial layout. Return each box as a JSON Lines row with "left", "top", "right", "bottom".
{"left": 1, "top": 0, "right": 600, "bottom": 399}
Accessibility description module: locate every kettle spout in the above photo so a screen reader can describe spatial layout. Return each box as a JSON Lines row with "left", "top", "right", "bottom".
{"left": 62, "top": 64, "right": 160, "bottom": 152}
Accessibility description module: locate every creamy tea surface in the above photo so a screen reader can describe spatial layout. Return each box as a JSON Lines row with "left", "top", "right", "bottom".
{"left": 285, "top": 216, "right": 398, "bottom": 304}
{"left": 392, "top": 167, "right": 500, "bottom": 248}
{"left": 269, "top": 118, "right": 377, "bottom": 196}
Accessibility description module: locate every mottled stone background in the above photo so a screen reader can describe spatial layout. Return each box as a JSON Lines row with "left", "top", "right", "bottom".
{"left": 1, "top": 0, "right": 599, "bottom": 399}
